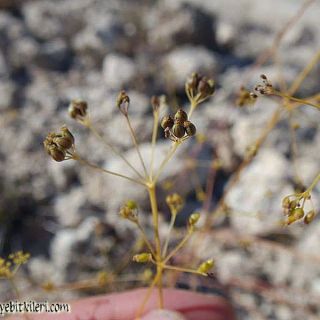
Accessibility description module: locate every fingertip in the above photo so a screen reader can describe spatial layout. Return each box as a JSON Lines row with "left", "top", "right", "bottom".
{"left": 141, "top": 309, "right": 186, "bottom": 320}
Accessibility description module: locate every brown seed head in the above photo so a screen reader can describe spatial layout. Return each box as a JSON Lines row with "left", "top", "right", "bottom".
{"left": 161, "top": 115, "right": 174, "bottom": 129}
{"left": 174, "top": 109, "right": 188, "bottom": 124}
{"left": 69, "top": 99, "right": 88, "bottom": 120}
{"left": 184, "top": 121, "right": 196, "bottom": 136}
{"left": 172, "top": 123, "right": 185, "bottom": 138}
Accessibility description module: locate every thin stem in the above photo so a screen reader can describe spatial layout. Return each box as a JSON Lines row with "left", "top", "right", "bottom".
{"left": 154, "top": 142, "right": 180, "bottom": 183}
{"left": 75, "top": 155, "right": 146, "bottom": 186}
{"left": 188, "top": 100, "right": 198, "bottom": 119}
{"left": 135, "top": 271, "right": 161, "bottom": 320}
{"left": 87, "top": 122, "right": 144, "bottom": 179}
{"left": 306, "top": 173, "right": 320, "bottom": 194}
{"left": 162, "top": 212, "right": 177, "bottom": 258}
{"left": 164, "top": 229, "right": 193, "bottom": 264}
{"left": 150, "top": 110, "right": 159, "bottom": 180}
{"left": 125, "top": 115, "right": 149, "bottom": 178}
{"left": 163, "top": 264, "right": 205, "bottom": 276}
{"left": 9, "top": 278, "right": 20, "bottom": 299}
{"left": 147, "top": 184, "right": 163, "bottom": 308}
{"left": 136, "top": 221, "right": 155, "bottom": 256}
{"left": 288, "top": 50, "right": 320, "bottom": 95}
{"left": 272, "top": 91, "right": 320, "bottom": 110}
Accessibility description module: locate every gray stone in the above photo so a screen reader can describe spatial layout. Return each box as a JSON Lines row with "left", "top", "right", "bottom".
{"left": 35, "top": 39, "right": 72, "bottom": 71}
{"left": 145, "top": 3, "right": 215, "bottom": 51}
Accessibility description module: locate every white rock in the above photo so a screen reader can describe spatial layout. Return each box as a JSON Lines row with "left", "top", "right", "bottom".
{"left": 164, "top": 46, "right": 217, "bottom": 87}
{"left": 50, "top": 217, "right": 97, "bottom": 280}
{"left": 54, "top": 187, "right": 88, "bottom": 227}
{"left": 102, "top": 54, "right": 136, "bottom": 90}
{"left": 226, "top": 148, "right": 290, "bottom": 235}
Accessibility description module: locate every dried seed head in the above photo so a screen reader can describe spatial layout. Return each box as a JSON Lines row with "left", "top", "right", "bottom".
{"left": 174, "top": 109, "right": 188, "bottom": 124}
{"left": 44, "top": 126, "right": 75, "bottom": 162}
{"left": 161, "top": 115, "right": 174, "bottom": 129}
{"left": 151, "top": 96, "right": 160, "bottom": 112}
{"left": 69, "top": 99, "right": 88, "bottom": 120}
{"left": 254, "top": 74, "right": 273, "bottom": 95}
{"left": 166, "top": 193, "right": 184, "bottom": 214}
{"left": 117, "top": 90, "right": 130, "bottom": 115}
{"left": 48, "top": 145, "right": 66, "bottom": 162}
{"left": 184, "top": 121, "right": 196, "bottom": 136}
{"left": 132, "top": 253, "right": 152, "bottom": 263}
{"left": 197, "top": 259, "right": 214, "bottom": 274}
{"left": 172, "top": 123, "right": 185, "bottom": 138}
{"left": 236, "top": 86, "right": 257, "bottom": 107}
{"left": 185, "top": 72, "right": 200, "bottom": 98}
{"left": 304, "top": 210, "right": 316, "bottom": 224}
{"left": 198, "top": 77, "right": 215, "bottom": 98}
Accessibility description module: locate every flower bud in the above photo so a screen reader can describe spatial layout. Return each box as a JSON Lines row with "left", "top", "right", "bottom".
{"left": 126, "top": 200, "right": 138, "bottom": 210}
{"left": 188, "top": 212, "right": 200, "bottom": 226}
{"left": 197, "top": 259, "right": 214, "bottom": 274}
{"left": 119, "top": 205, "right": 138, "bottom": 223}
{"left": 132, "top": 253, "right": 152, "bottom": 263}
{"left": 304, "top": 210, "right": 316, "bottom": 224}
{"left": 292, "top": 207, "right": 304, "bottom": 220}
{"left": 166, "top": 193, "right": 184, "bottom": 214}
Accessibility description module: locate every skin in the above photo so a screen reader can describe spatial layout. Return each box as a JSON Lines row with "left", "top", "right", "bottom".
{"left": 9, "top": 288, "right": 236, "bottom": 320}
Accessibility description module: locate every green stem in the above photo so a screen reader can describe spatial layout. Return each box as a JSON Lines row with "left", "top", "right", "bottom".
{"left": 147, "top": 184, "right": 163, "bottom": 308}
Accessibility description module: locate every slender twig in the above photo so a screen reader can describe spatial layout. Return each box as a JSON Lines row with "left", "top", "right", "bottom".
{"left": 87, "top": 122, "right": 144, "bottom": 179}
{"left": 162, "top": 211, "right": 177, "bottom": 258}
{"left": 150, "top": 110, "right": 159, "bottom": 180}
{"left": 164, "top": 230, "right": 193, "bottom": 264}
{"left": 162, "top": 264, "right": 204, "bottom": 276}
{"left": 136, "top": 221, "right": 155, "bottom": 256}
{"left": 154, "top": 142, "right": 180, "bottom": 182}
{"left": 75, "top": 155, "right": 146, "bottom": 186}
{"left": 125, "top": 115, "right": 149, "bottom": 178}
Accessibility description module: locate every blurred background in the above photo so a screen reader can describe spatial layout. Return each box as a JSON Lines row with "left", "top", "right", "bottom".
{"left": 0, "top": 0, "right": 320, "bottom": 319}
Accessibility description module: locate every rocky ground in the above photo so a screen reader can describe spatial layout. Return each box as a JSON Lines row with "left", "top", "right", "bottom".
{"left": 0, "top": 0, "right": 320, "bottom": 319}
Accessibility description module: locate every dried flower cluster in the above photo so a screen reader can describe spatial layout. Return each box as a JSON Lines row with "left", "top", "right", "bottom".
{"left": 161, "top": 109, "right": 196, "bottom": 141}
{"left": 43, "top": 126, "right": 75, "bottom": 162}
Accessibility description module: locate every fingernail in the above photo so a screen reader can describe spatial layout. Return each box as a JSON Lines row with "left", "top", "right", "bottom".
{"left": 141, "top": 309, "right": 187, "bottom": 320}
